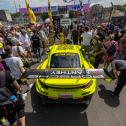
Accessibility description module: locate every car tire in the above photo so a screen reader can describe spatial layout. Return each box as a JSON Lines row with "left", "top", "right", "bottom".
{"left": 40, "top": 96, "right": 47, "bottom": 105}
{"left": 83, "top": 95, "right": 93, "bottom": 107}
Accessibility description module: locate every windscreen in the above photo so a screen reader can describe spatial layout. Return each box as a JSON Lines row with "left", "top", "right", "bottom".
{"left": 50, "top": 53, "right": 81, "bottom": 68}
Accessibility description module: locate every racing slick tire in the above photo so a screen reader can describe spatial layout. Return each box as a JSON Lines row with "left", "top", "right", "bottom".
{"left": 83, "top": 95, "right": 93, "bottom": 108}
{"left": 39, "top": 95, "right": 47, "bottom": 105}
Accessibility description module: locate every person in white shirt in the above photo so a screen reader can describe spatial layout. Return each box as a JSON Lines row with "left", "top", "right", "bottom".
{"left": 81, "top": 26, "right": 92, "bottom": 47}
{"left": 4, "top": 46, "right": 25, "bottom": 80}
{"left": 81, "top": 26, "right": 93, "bottom": 59}
{"left": 20, "top": 29, "right": 32, "bottom": 61}
{"left": 11, "top": 38, "right": 26, "bottom": 58}
{"left": 20, "top": 29, "right": 31, "bottom": 50}
{"left": 39, "top": 25, "right": 49, "bottom": 54}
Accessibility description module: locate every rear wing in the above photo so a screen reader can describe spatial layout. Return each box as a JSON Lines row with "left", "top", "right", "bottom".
{"left": 21, "top": 69, "right": 115, "bottom": 79}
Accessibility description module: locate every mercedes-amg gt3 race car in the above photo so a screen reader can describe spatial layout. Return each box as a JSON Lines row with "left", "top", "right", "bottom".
{"left": 35, "top": 44, "right": 97, "bottom": 105}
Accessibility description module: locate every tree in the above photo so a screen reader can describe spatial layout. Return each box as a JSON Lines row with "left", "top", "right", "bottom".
{"left": 115, "top": 4, "right": 126, "bottom": 12}
{"left": 11, "top": 12, "right": 20, "bottom": 17}
{"left": 40, "top": 12, "right": 49, "bottom": 20}
{"left": 69, "top": 10, "right": 76, "bottom": 18}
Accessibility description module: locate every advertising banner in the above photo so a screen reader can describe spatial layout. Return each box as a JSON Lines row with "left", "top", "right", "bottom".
{"left": 19, "top": 6, "right": 57, "bottom": 14}
{"left": 19, "top": 4, "right": 91, "bottom": 14}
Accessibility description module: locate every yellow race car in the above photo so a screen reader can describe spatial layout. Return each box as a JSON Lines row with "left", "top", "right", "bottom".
{"left": 35, "top": 44, "right": 97, "bottom": 105}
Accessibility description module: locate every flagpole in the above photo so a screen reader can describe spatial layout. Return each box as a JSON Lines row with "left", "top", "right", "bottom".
{"left": 48, "top": 0, "right": 55, "bottom": 45}
{"left": 14, "top": 0, "right": 18, "bottom": 13}
{"left": 25, "top": 0, "right": 36, "bottom": 25}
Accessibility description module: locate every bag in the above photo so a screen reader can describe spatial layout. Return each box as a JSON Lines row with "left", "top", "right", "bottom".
{"left": 107, "top": 44, "right": 116, "bottom": 56}
{"left": 0, "top": 70, "right": 17, "bottom": 106}
{"left": 0, "top": 87, "right": 14, "bottom": 106}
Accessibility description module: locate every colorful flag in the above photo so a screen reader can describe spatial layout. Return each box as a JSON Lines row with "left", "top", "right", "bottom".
{"left": 83, "top": 3, "right": 90, "bottom": 12}
{"left": 25, "top": 0, "right": 36, "bottom": 25}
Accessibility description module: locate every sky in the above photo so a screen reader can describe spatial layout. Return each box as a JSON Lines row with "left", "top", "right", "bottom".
{"left": 0, "top": 0, "right": 125, "bottom": 13}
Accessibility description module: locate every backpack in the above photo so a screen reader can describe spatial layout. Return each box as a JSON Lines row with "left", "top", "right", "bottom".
{"left": 106, "top": 44, "right": 116, "bottom": 56}
{"left": 0, "top": 70, "right": 17, "bottom": 106}
{"left": 0, "top": 87, "right": 14, "bottom": 106}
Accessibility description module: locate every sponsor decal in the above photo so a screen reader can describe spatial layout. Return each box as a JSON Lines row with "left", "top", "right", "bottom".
{"left": 23, "top": 69, "right": 105, "bottom": 79}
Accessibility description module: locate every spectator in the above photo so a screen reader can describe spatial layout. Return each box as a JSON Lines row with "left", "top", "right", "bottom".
{"left": 0, "top": 55, "right": 10, "bottom": 71}
{"left": 103, "top": 36, "right": 118, "bottom": 69}
{"left": 78, "top": 26, "right": 83, "bottom": 44}
{"left": 31, "top": 30, "right": 42, "bottom": 62}
{"left": 39, "top": 25, "right": 48, "bottom": 53}
{"left": 90, "top": 35, "right": 105, "bottom": 68}
{"left": 0, "top": 61, "right": 25, "bottom": 126}
{"left": 4, "top": 46, "right": 25, "bottom": 81}
{"left": 5, "top": 33, "right": 13, "bottom": 46}
{"left": 11, "top": 39, "right": 26, "bottom": 58}
{"left": 20, "top": 29, "right": 32, "bottom": 61}
{"left": 59, "top": 28, "right": 65, "bottom": 44}
{"left": 71, "top": 27, "right": 79, "bottom": 44}
{"left": 81, "top": 26, "right": 92, "bottom": 54}
{"left": 110, "top": 60, "right": 126, "bottom": 97}
{"left": 27, "top": 28, "right": 33, "bottom": 39}
{"left": 118, "top": 33, "right": 126, "bottom": 60}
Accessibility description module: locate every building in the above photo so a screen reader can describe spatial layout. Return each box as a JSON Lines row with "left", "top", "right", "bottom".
{"left": 111, "top": 10, "right": 125, "bottom": 27}
{"left": 0, "top": 10, "right": 12, "bottom": 22}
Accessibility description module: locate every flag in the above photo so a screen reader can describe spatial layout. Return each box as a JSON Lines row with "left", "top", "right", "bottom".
{"left": 48, "top": 0, "right": 53, "bottom": 29}
{"left": 83, "top": 3, "right": 90, "bottom": 12}
{"left": 25, "top": 0, "right": 36, "bottom": 25}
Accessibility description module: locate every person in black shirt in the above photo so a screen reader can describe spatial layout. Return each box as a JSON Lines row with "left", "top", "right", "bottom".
{"left": 71, "top": 27, "right": 79, "bottom": 45}
{"left": 114, "top": 30, "right": 122, "bottom": 41}
{"left": 111, "top": 60, "right": 126, "bottom": 97}
{"left": 31, "top": 30, "right": 41, "bottom": 62}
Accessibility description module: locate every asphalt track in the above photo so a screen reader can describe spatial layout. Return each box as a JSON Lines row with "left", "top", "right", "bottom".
{"left": 25, "top": 58, "right": 126, "bottom": 126}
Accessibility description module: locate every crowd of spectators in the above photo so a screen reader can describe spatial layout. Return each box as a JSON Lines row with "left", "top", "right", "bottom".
{"left": 0, "top": 22, "right": 126, "bottom": 126}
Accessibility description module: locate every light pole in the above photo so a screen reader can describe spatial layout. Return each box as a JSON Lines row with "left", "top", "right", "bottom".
{"left": 124, "top": 7, "right": 126, "bottom": 26}
{"left": 14, "top": 0, "right": 18, "bottom": 13}
{"left": 108, "top": 2, "right": 114, "bottom": 24}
